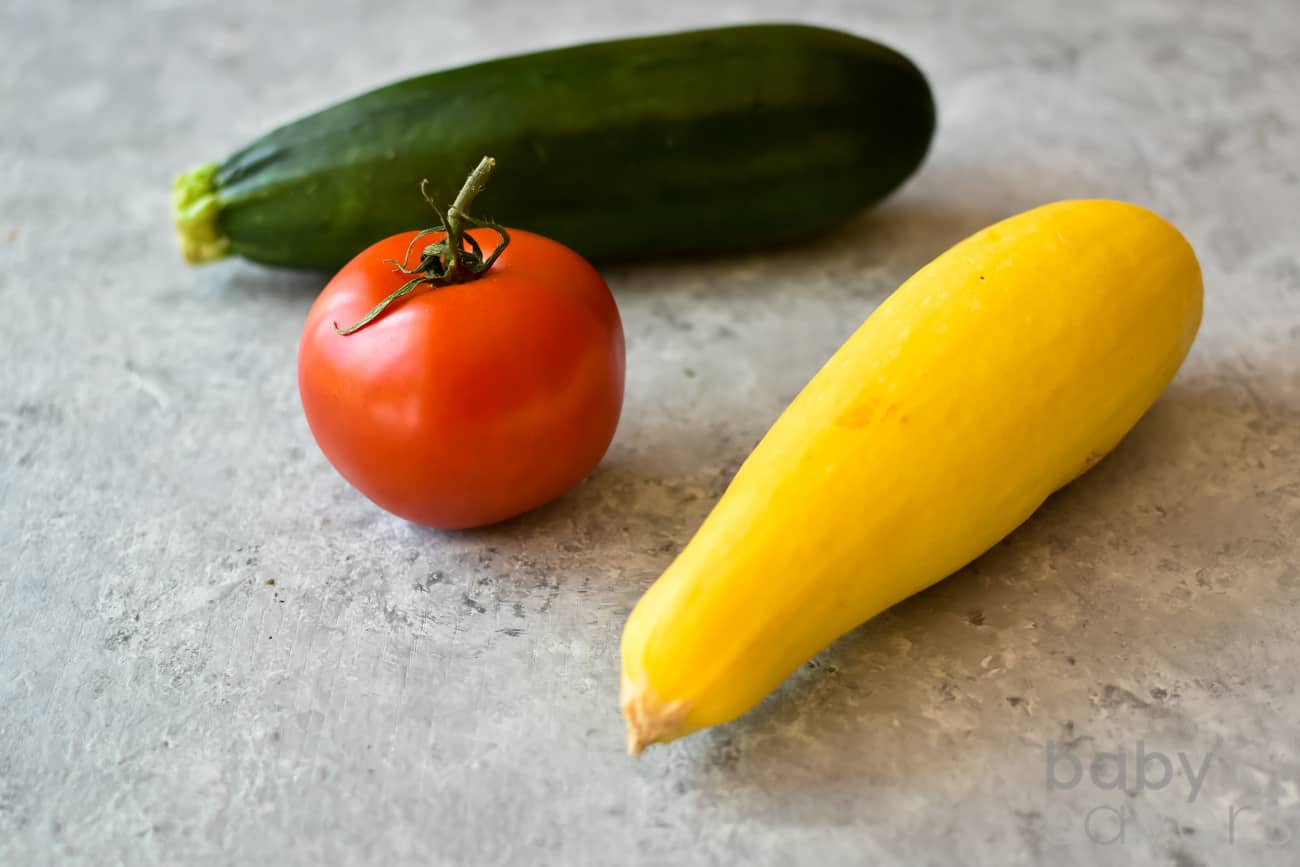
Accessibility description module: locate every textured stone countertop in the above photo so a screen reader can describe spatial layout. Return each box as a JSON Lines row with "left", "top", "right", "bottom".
{"left": 2, "top": 0, "right": 1298, "bottom": 864}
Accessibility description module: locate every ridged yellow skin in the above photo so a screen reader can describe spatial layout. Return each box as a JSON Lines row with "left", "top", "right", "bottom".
{"left": 620, "top": 200, "right": 1203, "bottom": 753}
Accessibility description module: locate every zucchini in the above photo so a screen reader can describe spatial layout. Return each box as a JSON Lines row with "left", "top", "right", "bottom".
{"left": 173, "top": 24, "right": 934, "bottom": 270}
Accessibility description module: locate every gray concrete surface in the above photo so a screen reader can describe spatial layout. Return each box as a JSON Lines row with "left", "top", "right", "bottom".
{"left": 2, "top": 0, "right": 1298, "bottom": 864}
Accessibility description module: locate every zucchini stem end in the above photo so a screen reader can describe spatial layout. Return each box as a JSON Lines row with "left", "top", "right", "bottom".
{"left": 172, "top": 163, "right": 230, "bottom": 265}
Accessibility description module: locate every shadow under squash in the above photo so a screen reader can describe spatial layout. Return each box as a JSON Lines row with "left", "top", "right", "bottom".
{"left": 668, "top": 359, "right": 1300, "bottom": 809}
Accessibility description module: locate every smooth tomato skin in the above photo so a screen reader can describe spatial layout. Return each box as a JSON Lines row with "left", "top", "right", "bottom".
{"left": 298, "top": 228, "right": 625, "bottom": 529}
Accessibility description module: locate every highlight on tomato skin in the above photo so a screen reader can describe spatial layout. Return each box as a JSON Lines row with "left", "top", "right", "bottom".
{"left": 297, "top": 225, "right": 626, "bottom": 530}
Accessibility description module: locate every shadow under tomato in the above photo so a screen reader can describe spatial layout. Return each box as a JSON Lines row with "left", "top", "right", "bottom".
{"left": 406, "top": 429, "right": 733, "bottom": 576}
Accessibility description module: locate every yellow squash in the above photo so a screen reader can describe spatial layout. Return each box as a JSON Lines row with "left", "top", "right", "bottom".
{"left": 620, "top": 199, "right": 1203, "bottom": 753}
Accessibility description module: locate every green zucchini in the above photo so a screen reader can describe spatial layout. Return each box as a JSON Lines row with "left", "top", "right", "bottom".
{"left": 173, "top": 24, "right": 934, "bottom": 270}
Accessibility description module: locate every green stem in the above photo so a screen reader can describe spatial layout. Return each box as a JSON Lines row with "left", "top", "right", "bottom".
{"left": 442, "top": 156, "right": 496, "bottom": 283}
{"left": 172, "top": 163, "right": 231, "bottom": 264}
{"left": 334, "top": 156, "right": 510, "bottom": 335}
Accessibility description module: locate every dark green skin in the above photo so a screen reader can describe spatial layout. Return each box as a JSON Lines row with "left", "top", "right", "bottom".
{"left": 214, "top": 24, "right": 935, "bottom": 270}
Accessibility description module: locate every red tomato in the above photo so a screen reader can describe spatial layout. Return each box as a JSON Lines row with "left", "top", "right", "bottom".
{"left": 298, "top": 228, "right": 625, "bottom": 529}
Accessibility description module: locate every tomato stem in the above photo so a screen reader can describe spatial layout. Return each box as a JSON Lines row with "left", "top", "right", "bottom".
{"left": 442, "top": 156, "right": 497, "bottom": 282}
{"left": 334, "top": 156, "right": 510, "bottom": 335}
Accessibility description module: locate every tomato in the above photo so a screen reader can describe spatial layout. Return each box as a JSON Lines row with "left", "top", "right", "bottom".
{"left": 298, "top": 227, "right": 625, "bottom": 529}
